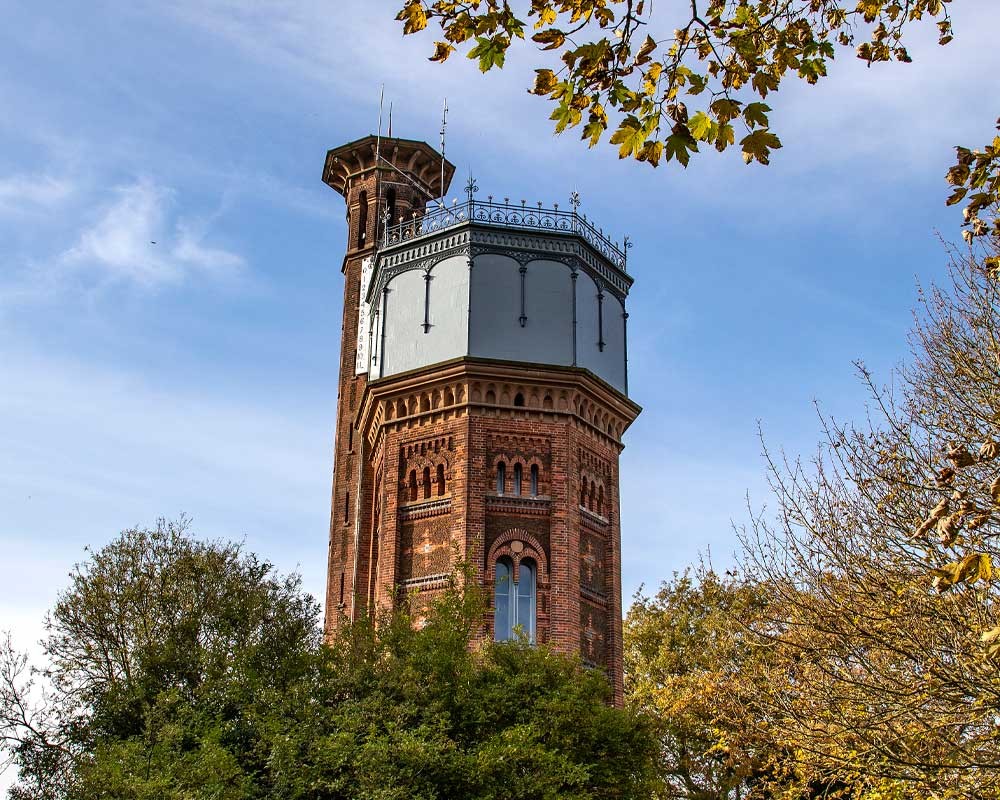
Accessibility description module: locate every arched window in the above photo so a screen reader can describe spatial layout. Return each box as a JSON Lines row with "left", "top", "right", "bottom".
{"left": 493, "top": 556, "right": 536, "bottom": 643}
{"left": 496, "top": 461, "right": 506, "bottom": 495}
{"left": 408, "top": 470, "right": 418, "bottom": 502}
{"left": 356, "top": 190, "right": 368, "bottom": 249}
{"left": 436, "top": 464, "right": 445, "bottom": 496}
{"left": 513, "top": 463, "right": 523, "bottom": 496}
{"left": 588, "top": 484, "right": 597, "bottom": 512}
{"left": 580, "top": 478, "right": 588, "bottom": 507}
{"left": 422, "top": 466, "right": 432, "bottom": 500}
{"left": 598, "top": 486, "right": 605, "bottom": 516}
{"left": 530, "top": 464, "right": 539, "bottom": 497}
{"left": 513, "top": 392, "right": 524, "bottom": 407}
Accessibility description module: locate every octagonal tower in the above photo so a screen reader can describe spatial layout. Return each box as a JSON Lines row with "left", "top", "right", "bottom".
{"left": 322, "top": 134, "right": 639, "bottom": 702}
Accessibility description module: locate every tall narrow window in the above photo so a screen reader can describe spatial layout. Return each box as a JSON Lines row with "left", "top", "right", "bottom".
{"left": 530, "top": 464, "right": 539, "bottom": 497}
{"left": 344, "top": 491, "right": 350, "bottom": 524}
{"left": 496, "top": 462, "right": 506, "bottom": 495}
{"left": 494, "top": 557, "right": 512, "bottom": 641}
{"left": 580, "top": 478, "right": 588, "bottom": 507}
{"left": 516, "top": 560, "right": 537, "bottom": 642}
{"left": 422, "top": 466, "right": 432, "bottom": 500}
{"left": 493, "top": 556, "right": 536, "bottom": 643}
{"left": 436, "top": 464, "right": 445, "bottom": 496}
{"left": 408, "top": 470, "right": 418, "bottom": 502}
{"left": 356, "top": 190, "right": 368, "bottom": 249}
{"left": 513, "top": 463, "right": 523, "bottom": 496}
{"left": 598, "top": 486, "right": 605, "bottom": 516}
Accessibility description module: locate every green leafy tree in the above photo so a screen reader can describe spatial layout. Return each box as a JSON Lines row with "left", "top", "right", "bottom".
{"left": 1, "top": 521, "right": 659, "bottom": 799}
{"left": 0, "top": 517, "right": 320, "bottom": 799}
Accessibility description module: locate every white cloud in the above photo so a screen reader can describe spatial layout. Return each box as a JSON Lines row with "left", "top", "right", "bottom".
{"left": 173, "top": 220, "right": 245, "bottom": 275}
{"left": 0, "top": 173, "right": 73, "bottom": 212}
{"left": 62, "top": 178, "right": 245, "bottom": 286}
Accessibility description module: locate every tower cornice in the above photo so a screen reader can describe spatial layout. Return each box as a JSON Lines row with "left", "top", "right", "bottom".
{"left": 322, "top": 135, "right": 456, "bottom": 200}
{"left": 353, "top": 356, "right": 642, "bottom": 454}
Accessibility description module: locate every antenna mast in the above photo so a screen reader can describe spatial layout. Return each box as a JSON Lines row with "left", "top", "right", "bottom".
{"left": 375, "top": 85, "right": 384, "bottom": 249}
{"left": 439, "top": 98, "right": 448, "bottom": 201}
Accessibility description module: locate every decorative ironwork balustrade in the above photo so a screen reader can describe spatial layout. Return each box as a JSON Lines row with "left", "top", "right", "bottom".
{"left": 382, "top": 197, "right": 628, "bottom": 271}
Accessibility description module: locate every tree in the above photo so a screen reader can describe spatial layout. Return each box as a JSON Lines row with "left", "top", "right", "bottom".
{"left": 394, "top": 1, "right": 997, "bottom": 241}
{"left": 272, "top": 576, "right": 660, "bottom": 800}
{"left": 742, "top": 235, "right": 1000, "bottom": 798}
{"left": 625, "top": 566, "right": 884, "bottom": 800}
{"left": 1, "top": 521, "right": 660, "bottom": 799}
{"left": 625, "top": 567, "right": 780, "bottom": 800}
{"left": 396, "top": 1, "right": 955, "bottom": 165}
{"left": 0, "top": 517, "right": 320, "bottom": 799}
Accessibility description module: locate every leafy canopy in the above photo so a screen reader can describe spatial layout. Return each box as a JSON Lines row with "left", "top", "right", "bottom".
{"left": 1, "top": 521, "right": 660, "bottom": 800}
{"left": 397, "top": 0, "right": 955, "bottom": 169}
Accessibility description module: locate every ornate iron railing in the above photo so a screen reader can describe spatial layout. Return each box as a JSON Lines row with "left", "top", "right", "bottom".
{"left": 382, "top": 197, "right": 628, "bottom": 271}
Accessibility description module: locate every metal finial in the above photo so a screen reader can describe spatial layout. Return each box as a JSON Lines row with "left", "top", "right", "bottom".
{"left": 464, "top": 175, "right": 478, "bottom": 202}
{"left": 623, "top": 235, "right": 633, "bottom": 268}
{"left": 381, "top": 206, "right": 391, "bottom": 244}
{"left": 569, "top": 191, "right": 581, "bottom": 212}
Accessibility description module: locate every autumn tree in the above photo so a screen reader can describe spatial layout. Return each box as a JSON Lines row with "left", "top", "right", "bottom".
{"left": 742, "top": 235, "right": 1000, "bottom": 798}
{"left": 396, "top": 1, "right": 959, "bottom": 164}
{"left": 626, "top": 566, "right": 894, "bottom": 800}
{"left": 394, "top": 1, "right": 998, "bottom": 242}
{"left": 625, "top": 567, "right": 783, "bottom": 800}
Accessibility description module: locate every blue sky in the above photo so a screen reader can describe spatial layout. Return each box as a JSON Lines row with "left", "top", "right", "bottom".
{"left": 2, "top": 0, "right": 999, "bottom": 679}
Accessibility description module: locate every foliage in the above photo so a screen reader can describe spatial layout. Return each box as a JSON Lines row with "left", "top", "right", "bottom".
{"left": 1, "top": 517, "right": 320, "bottom": 799}
{"left": 743, "top": 238, "right": 1000, "bottom": 797}
{"left": 396, "top": 0, "right": 956, "bottom": 168}
{"left": 625, "top": 567, "right": 778, "bottom": 799}
{"left": 1, "top": 522, "right": 659, "bottom": 799}
{"left": 626, "top": 567, "right": 885, "bottom": 800}
{"left": 271, "top": 578, "right": 660, "bottom": 800}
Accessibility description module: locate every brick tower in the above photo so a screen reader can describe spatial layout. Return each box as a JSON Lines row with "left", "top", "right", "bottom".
{"left": 322, "top": 134, "right": 639, "bottom": 701}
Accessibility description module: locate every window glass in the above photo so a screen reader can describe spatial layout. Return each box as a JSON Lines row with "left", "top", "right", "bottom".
{"left": 494, "top": 557, "right": 513, "bottom": 641}
{"left": 516, "top": 560, "right": 536, "bottom": 643}
{"left": 513, "top": 463, "right": 522, "bottom": 496}
{"left": 530, "top": 464, "right": 539, "bottom": 496}
{"left": 496, "top": 462, "right": 506, "bottom": 495}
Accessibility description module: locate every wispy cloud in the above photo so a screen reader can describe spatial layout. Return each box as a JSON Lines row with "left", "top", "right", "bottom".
{"left": 0, "top": 173, "right": 73, "bottom": 213}
{"left": 62, "top": 178, "right": 245, "bottom": 286}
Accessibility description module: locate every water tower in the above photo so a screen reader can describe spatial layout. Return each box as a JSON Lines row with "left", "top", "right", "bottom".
{"left": 322, "top": 133, "right": 638, "bottom": 701}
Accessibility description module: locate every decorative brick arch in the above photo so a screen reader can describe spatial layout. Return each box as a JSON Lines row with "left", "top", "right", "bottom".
{"left": 487, "top": 528, "right": 549, "bottom": 580}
